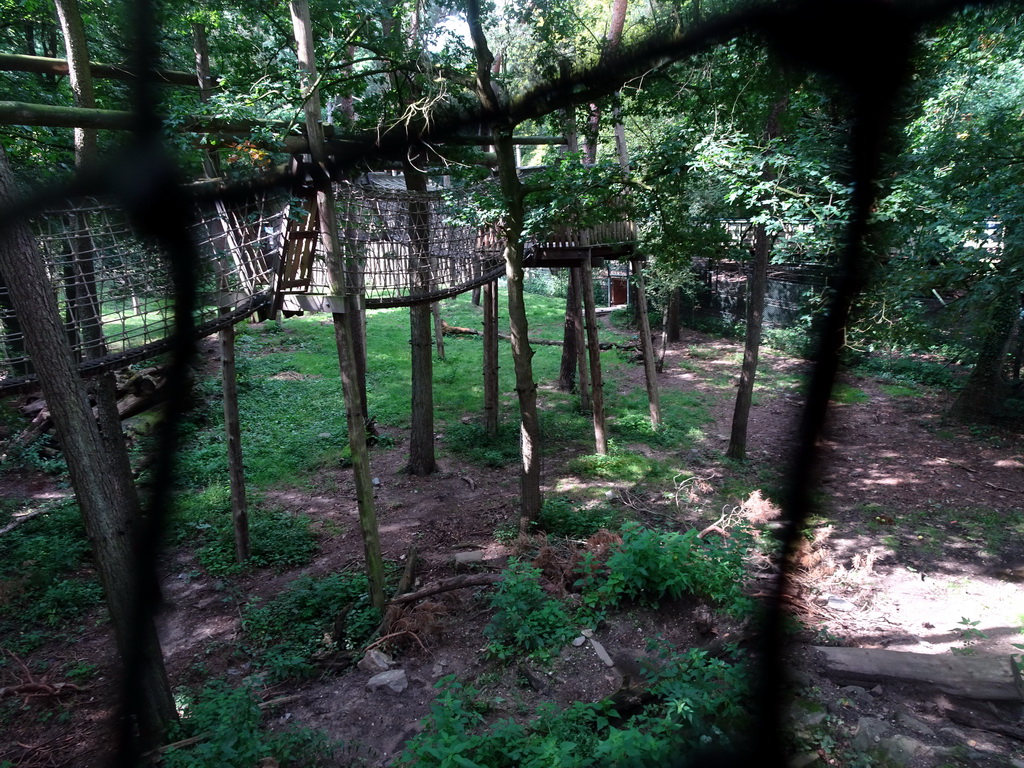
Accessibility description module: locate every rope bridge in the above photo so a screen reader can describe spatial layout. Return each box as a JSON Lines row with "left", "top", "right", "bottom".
{"left": 277, "top": 183, "right": 506, "bottom": 311}
{"left": 0, "top": 182, "right": 508, "bottom": 392}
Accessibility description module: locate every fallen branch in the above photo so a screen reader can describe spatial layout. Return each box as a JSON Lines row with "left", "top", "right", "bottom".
{"left": 148, "top": 695, "right": 302, "bottom": 757}
{"left": 0, "top": 507, "right": 49, "bottom": 537}
{"left": 985, "top": 481, "right": 1022, "bottom": 494}
{"left": 389, "top": 573, "right": 502, "bottom": 604}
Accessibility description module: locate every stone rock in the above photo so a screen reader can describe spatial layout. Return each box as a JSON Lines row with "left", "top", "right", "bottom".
{"left": 879, "top": 734, "right": 931, "bottom": 765}
{"left": 358, "top": 649, "right": 394, "bottom": 674}
{"left": 454, "top": 550, "right": 484, "bottom": 566}
{"left": 896, "top": 712, "right": 935, "bottom": 737}
{"left": 588, "top": 637, "right": 615, "bottom": 667}
{"left": 788, "top": 752, "right": 823, "bottom": 768}
{"left": 852, "top": 717, "right": 891, "bottom": 751}
{"left": 826, "top": 595, "right": 857, "bottom": 612}
{"left": 572, "top": 635, "right": 587, "bottom": 647}
{"left": 431, "top": 663, "right": 446, "bottom": 678}
{"left": 790, "top": 706, "right": 827, "bottom": 729}
{"left": 366, "top": 669, "right": 408, "bottom": 694}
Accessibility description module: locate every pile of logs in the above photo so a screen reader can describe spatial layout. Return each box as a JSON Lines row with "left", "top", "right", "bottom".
{"left": 14, "top": 365, "right": 173, "bottom": 447}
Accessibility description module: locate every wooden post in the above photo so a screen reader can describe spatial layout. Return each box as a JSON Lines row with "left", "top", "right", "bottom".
{"left": 290, "top": 0, "right": 385, "bottom": 610}
{"left": 432, "top": 302, "right": 445, "bottom": 360}
{"left": 581, "top": 255, "right": 607, "bottom": 455}
{"left": 571, "top": 268, "right": 591, "bottom": 412}
{"left": 483, "top": 279, "right": 499, "bottom": 435}
{"left": 219, "top": 296, "right": 249, "bottom": 563}
{"left": 632, "top": 258, "right": 661, "bottom": 428}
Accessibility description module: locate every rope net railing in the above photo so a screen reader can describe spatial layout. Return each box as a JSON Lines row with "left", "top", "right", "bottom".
{"left": 278, "top": 182, "right": 506, "bottom": 310}
{"left": 0, "top": 190, "right": 287, "bottom": 393}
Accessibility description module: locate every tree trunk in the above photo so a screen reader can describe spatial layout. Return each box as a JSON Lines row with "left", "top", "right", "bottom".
{"left": 404, "top": 160, "right": 437, "bottom": 475}
{"left": 471, "top": 285, "right": 481, "bottom": 306}
{"left": 582, "top": 257, "right": 608, "bottom": 454}
{"left": 0, "top": 147, "right": 175, "bottom": 750}
{"left": 632, "top": 259, "right": 661, "bottom": 427}
{"left": 727, "top": 97, "right": 787, "bottom": 460}
{"left": 951, "top": 287, "right": 1020, "bottom": 421}
{"left": 666, "top": 288, "right": 681, "bottom": 343}
{"left": 727, "top": 223, "right": 770, "bottom": 460}
{"left": 572, "top": 268, "right": 591, "bottom": 412}
{"left": 290, "top": 0, "right": 385, "bottom": 610}
{"left": 466, "top": 1, "right": 542, "bottom": 531}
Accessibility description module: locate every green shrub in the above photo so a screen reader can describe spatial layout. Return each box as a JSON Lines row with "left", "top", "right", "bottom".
{"left": 585, "top": 523, "right": 752, "bottom": 616}
{"left": 399, "top": 647, "right": 750, "bottom": 768}
{"left": 535, "top": 497, "right": 619, "bottom": 539}
{"left": 164, "top": 681, "right": 339, "bottom": 768}
{"left": 484, "top": 561, "right": 577, "bottom": 661}
{"left": 445, "top": 420, "right": 520, "bottom": 467}
{"left": 240, "top": 572, "right": 379, "bottom": 681}
{"left": 854, "top": 354, "right": 960, "bottom": 388}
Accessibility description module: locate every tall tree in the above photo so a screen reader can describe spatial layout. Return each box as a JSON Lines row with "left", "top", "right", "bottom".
{"left": 466, "top": 0, "right": 544, "bottom": 530}
{"left": 0, "top": 145, "right": 175, "bottom": 750}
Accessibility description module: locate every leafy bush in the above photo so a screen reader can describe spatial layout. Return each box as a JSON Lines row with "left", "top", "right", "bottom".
{"left": 164, "top": 681, "right": 339, "bottom": 768}
{"left": 445, "top": 420, "right": 520, "bottom": 467}
{"left": 585, "top": 523, "right": 752, "bottom": 616}
{"left": 171, "top": 492, "right": 318, "bottom": 577}
{"left": 484, "top": 561, "right": 577, "bottom": 660}
{"left": 399, "top": 647, "right": 750, "bottom": 768}
{"left": 854, "top": 354, "right": 960, "bottom": 388}
{"left": 240, "top": 572, "right": 379, "bottom": 681}
{"left": 535, "top": 496, "right": 619, "bottom": 539}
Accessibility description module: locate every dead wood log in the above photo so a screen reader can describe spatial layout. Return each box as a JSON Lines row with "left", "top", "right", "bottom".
{"left": 813, "top": 646, "right": 1023, "bottom": 702}
{"left": 941, "top": 701, "right": 1024, "bottom": 740}
{"left": 389, "top": 572, "right": 502, "bottom": 604}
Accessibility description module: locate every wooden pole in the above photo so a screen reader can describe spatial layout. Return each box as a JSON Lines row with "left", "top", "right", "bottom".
{"left": 632, "top": 258, "right": 661, "bottom": 427}
{"left": 195, "top": 22, "right": 249, "bottom": 562}
{"left": 290, "top": 0, "right": 385, "bottom": 610}
{"left": 581, "top": 255, "right": 607, "bottom": 455}
{"left": 571, "top": 268, "right": 591, "bottom": 412}
{"left": 483, "top": 279, "right": 499, "bottom": 435}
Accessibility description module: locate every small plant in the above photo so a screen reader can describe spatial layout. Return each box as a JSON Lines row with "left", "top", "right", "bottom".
{"left": 484, "top": 561, "right": 577, "bottom": 661}
{"left": 164, "top": 681, "right": 340, "bottom": 768}
{"left": 951, "top": 617, "right": 988, "bottom": 655}
{"left": 240, "top": 572, "right": 380, "bottom": 681}
{"left": 589, "top": 522, "right": 753, "bottom": 616}
{"left": 535, "top": 497, "right": 618, "bottom": 540}
{"left": 445, "top": 420, "right": 520, "bottom": 467}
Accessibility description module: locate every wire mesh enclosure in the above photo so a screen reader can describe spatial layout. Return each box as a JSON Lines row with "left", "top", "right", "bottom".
{"left": 0, "top": 190, "right": 286, "bottom": 393}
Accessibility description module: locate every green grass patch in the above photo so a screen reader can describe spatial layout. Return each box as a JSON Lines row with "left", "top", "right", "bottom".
{"left": 165, "top": 680, "right": 339, "bottom": 767}
{"left": 534, "top": 496, "right": 620, "bottom": 539}
{"left": 567, "top": 446, "right": 673, "bottom": 484}
{"left": 878, "top": 383, "right": 921, "bottom": 398}
{"left": 830, "top": 383, "right": 869, "bottom": 405}
{"left": 445, "top": 420, "right": 521, "bottom": 467}
{"left": 172, "top": 490, "right": 318, "bottom": 577}
{"left": 240, "top": 571, "right": 382, "bottom": 682}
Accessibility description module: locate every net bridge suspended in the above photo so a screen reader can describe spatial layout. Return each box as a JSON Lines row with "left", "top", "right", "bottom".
{"left": 0, "top": 180, "right": 508, "bottom": 393}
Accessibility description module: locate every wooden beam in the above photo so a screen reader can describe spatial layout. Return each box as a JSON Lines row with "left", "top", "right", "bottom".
{"left": 814, "top": 646, "right": 1024, "bottom": 702}
{"left": 0, "top": 52, "right": 198, "bottom": 86}
{"left": 0, "top": 101, "right": 296, "bottom": 135}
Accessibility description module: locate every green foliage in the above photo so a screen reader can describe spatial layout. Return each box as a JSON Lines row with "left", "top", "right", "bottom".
{"left": 173, "top": 494, "right": 317, "bottom": 577}
{"left": 240, "top": 572, "right": 379, "bottom": 681}
{"left": 586, "top": 523, "right": 753, "bottom": 616}
{"left": 829, "top": 384, "right": 869, "bottom": 405}
{"left": 535, "top": 497, "right": 619, "bottom": 540}
{"left": 567, "top": 446, "right": 671, "bottom": 484}
{"left": 399, "top": 646, "right": 750, "bottom": 768}
{"left": 484, "top": 562, "right": 577, "bottom": 661}
{"left": 853, "top": 354, "right": 960, "bottom": 389}
{"left": 164, "top": 681, "right": 339, "bottom": 768}
{"left": 0, "top": 499, "right": 101, "bottom": 635}
{"left": 445, "top": 421, "right": 521, "bottom": 467}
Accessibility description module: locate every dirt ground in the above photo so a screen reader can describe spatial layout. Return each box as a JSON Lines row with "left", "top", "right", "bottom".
{"left": 1, "top": 328, "right": 1023, "bottom": 767}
